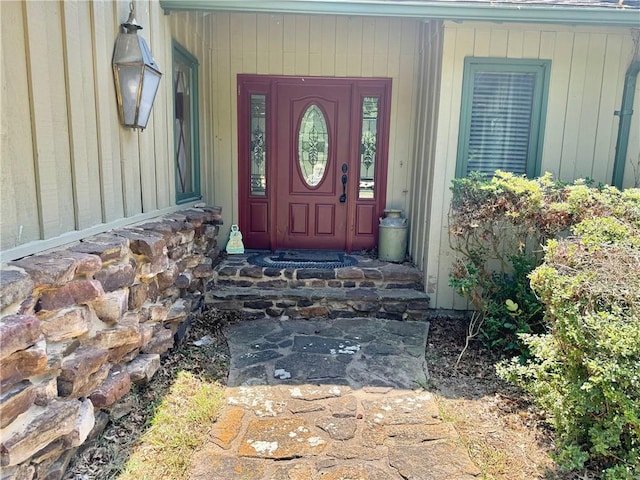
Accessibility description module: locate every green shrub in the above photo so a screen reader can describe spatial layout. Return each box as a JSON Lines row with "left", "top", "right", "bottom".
{"left": 448, "top": 171, "right": 567, "bottom": 356}
{"left": 498, "top": 214, "right": 640, "bottom": 478}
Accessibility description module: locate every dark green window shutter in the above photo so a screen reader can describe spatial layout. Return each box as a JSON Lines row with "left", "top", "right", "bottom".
{"left": 456, "top": 58, "right": 551, "bottom": 178}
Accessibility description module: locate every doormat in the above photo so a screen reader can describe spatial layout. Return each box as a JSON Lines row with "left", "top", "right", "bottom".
{"left": 247, "top": 250, "right": 358, "bottom": 269}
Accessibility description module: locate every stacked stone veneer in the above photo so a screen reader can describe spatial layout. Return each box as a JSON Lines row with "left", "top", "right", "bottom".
{"left": 0, "top": 207, "right": 222, "bottom": 480}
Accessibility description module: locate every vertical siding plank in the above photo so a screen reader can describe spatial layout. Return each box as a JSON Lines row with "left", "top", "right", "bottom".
{"left": 115, "top": 1, "right": 142, "bottom": 216}
{"left": 575, "top": 33, "right": 607, "bottom": 180}
{"left": 593, "top": 35, "right": 624, "bottom": 184}
{"left": 135, "top": 0, "right": 157, "bottom": 213}
{"left": 256, "top": 14, "right": 269, "bottom": 73}
{"left": 540, "top": 31, "right": 572, "bottom": 176}
{"left": 488, "top": 29, "right": 508, "bottom": 57}
{"left": 62, "top": 0, "right": 102, "bottom": 229}
{"left": 320, "top": 16, "right": 336, "bottom": 76}
{"left": 373, "top": 17, "right": 390, "bottom": 77}
{"left": 0, "top": 0, "right": 40, "bottom": 248}
{"left": 24, "top": 0, "right": 75, "bottom": 237}
{"left": 386, "top": 18, "right": 402, "bottom": 77}
{"left": 559, "top": 33, "right": 589, "bottom": 180}
{"left": 334, "top": 16, "right": 348, "bottom": 76}
{"left": 346, "top": 16, "right": 363, "bottom": 77}
{"left": 522, "top": 30, "right": 541, "bottom": 58}
{"left": 282, "top": 14, "right": 296, "bottom": 74}
{"left": 242, "top": 13, "right": 257, "bottom": 74}
{"left": 308, "top": 14, "right": 323, "bottom": 76}
{"left": 506, "top": 29, "right": 524, "bottom": 58}
{"left": 294, "top": 15, "right": 310, "bottom": 75}
{"left": 473, "top": 27, "right": 490, "bottom": 56}
{"left": 215, "top": 13, "right": 235, "bottom": 222}
{"left": 361, "top": 17, "right": 375, "bottom": 77}
{"left": 91, "top": 0, "right": 124, "bottom": 222}
{"left": 150, "top": 0, "right": 172, "bottom": 209}
{"left": 268, "top": 14, "right": 284, "bottom": 74}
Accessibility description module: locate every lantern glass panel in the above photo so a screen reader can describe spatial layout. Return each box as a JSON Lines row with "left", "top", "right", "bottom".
{"left": 137, "top": 68, "right": 161, "bottom": 128}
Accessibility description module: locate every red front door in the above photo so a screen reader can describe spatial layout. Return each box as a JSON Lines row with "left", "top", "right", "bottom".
{"left": 238, "top": 75, "right": 391, "bottom": 252}
{"left": 275, "top": 80, "right": 352, "bottom": 250}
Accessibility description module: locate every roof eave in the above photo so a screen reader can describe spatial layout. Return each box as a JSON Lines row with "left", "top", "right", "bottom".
{"left": 159, "top": 0, "right": 640, "bottom": 27}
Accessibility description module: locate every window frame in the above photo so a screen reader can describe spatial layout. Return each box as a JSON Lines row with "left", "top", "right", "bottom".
{"left": 455, "top": 57, "right": 551, "bottom": 178}
{"left": 172, "top": 40, "right": 201, "bottom": 204}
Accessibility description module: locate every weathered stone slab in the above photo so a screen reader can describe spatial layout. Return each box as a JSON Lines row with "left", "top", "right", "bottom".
{"left": 0, "top": 315, "right": 41, "bottom": 361}
{"left": 10, "top": 255, "right": 79, "bottom": 287}
{"left": 128, "top": 282, "right": 149, "bottom": 311}
{"left": 115, "top": 230, "right": 166, "bottom": 260}
{"left": 89, "top": 365, "right": 131, "bottom": 408}
{"left": 69, "top": 234, "right": 129, "bottom": 262}
{"left": 92, "top": 325, "right": 141, "bottom": 350}
{"left": 328, "top": 395, "right": 357, "bottom": 418}
{"left": 57, "top": 347, "right": 109, "bottom": 388}
{"left": 0, "top": 340, "right": 48, "bottom": 390}
{"left": 94, "top": 261, "right": 136, "bottom": 292}
{"left": 384, "top": 423, "right": 455, "bottom": 444}
{"left": 64, "top": 398, "right": 95, "bottom": 447}
{"left": 91, "top": 289, "right": 128, "bottom": 324}
{"left": 0, "top": 400, "right": 81, "bottom": 467}
{"left": 325, "top": 442, "right": 387, "bottom": 461}
{"left": 138, "top": 255, "right": 169, "bottom": 278}
{"left": 39, "top": 306, "right": 94, "bottom": 342}
{"left": 335, "top": 267, "right": 365, "bottom": 280}
{"left": 58, "top": 363, "right": 110, "bottom": 398}
{"left": 140, "top": 328, "right": 173, "bottom": 355}
{"left": 297, "top": 269, "right": 335, "bottom": 280}
{"left": 363, "top": 393, "right": 440, "bottom": 426}
{"left": 287, "top": 385, "right": 348, "bottom": 401}
{"left": 210, "top": 406, "right": 245, "bottom": 449}
{"left": 0, "top": 269, "right": 34, "bottom": 311}
{"left": 226, "top": 386, "right": 286, "bottom": 417}
{"left": 166, "top": 298, "right": 189, "bottom": 323}
{"left": 126, "top": 353, "right": 160, "bottom": 384}
{"left": 274, "top": 353, "right": 347, "bottom": 381}
{"left": 238, "top": 417, "right": 327, "bottom": 459}
{"left": 388, "top": 443, "right": 481, "bottom": 479}
{"left": 292, "top": 336, "right": 360, "bottom": 355}
{"left": 140, "top": 302, "right": 169, "bottom": 323}
{"left": 269, "top": 462, "right": 317, "bottom": 480}
{"left": 316, "top": 417, "right": 357, "bottom": 440}
{"left": 37, "top": 280, "right": 104, "bottom": 311}
{"left": 234, "top": 349, "right": 282, "bottom": 369}
{"left": 48, "top": 251, "right": 102, "bottom": 276}
{"left": 287, "top": 399, "right": 326, "bottom": 414}
{"left": 189, "top": 449, "right": 266, "bottom": 480}
{"left": 0, "top": 380, "right": 36, "bottom": 428}
{"left": 318, "top": 465, "right": 393, "bottom": 480}
{"left": 156, "top": 263, "right": 178, "bottom": 290}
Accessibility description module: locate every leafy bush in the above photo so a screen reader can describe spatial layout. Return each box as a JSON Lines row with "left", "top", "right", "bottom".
{"left": 448, "top": 171, "right": 568, "bottom": 356}
{"left": 497, "top": 204, "right": 640, "bottom": 478}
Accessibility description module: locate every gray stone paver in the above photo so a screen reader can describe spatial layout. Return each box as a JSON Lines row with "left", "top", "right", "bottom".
{"left": 188, "top": 318, "right": 480, "bottom": 479}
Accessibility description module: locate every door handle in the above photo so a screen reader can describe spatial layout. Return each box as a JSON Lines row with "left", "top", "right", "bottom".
{"left": 340, "top": 163, "right": 348, "bottom": 203}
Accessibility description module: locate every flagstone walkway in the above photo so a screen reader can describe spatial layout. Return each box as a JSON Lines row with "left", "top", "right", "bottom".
{"left": 188, "top": 317, "right": 481, "bottom": 479}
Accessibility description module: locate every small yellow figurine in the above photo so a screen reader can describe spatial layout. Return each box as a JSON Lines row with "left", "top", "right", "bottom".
{"left": 226, "top": 224, "right": 245, "bottom": 254}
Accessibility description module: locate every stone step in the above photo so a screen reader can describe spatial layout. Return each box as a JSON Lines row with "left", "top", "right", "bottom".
{"left": 212, "top": 254, "right": 424, "bottom": 291}
{"left": 204, "top": 286, "right": 431, "bottom": 322}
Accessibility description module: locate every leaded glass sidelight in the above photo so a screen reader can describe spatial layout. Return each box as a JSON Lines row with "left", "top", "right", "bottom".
{"left": 298, "top": 104, "right": 328, "bottom": 187}
{"left": 250, "top": 95, "right": 267, "bottom": 195}
{"left": 359, "top": 97, "right": 378, "bottom": 199}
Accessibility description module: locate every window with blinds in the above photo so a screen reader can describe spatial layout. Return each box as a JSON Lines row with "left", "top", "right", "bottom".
{"left": 456, "top": 58, "right": 551, "bottom": 178}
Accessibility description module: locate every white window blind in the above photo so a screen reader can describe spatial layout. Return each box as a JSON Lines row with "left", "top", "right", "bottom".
{"left": 467, "top": 72, "right": 535, "bottom": 175}
{"left": 457, "top": 58, "right": 550, "bottom": 179}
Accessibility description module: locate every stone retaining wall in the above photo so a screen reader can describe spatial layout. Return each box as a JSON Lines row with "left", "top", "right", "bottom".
{"left": 0, "top": 207, "right": 222, "bottom": 480}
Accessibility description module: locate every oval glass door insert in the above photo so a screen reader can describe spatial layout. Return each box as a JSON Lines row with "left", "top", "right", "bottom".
{"left": 298, "top": 104, "right": 328, "bottom": 187}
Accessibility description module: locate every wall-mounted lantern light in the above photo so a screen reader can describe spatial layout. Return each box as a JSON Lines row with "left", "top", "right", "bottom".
{"left": 112, "top": 3, "right": 162, "bottom": 130}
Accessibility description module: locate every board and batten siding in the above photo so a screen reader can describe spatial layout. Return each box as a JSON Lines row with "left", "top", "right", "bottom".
{"left": 1, "top": 0, "right": 178, "bottom": 262}
{"left": 169, "top": 11, "right": 424, "bottom": 241}
{"left": 419, "top": 21, "right": 640, "bottom": 310}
